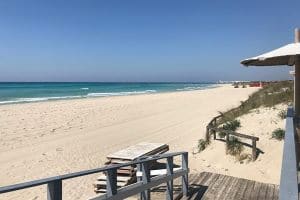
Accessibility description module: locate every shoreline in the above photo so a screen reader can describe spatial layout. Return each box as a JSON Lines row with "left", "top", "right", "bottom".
{"left": 0, "top": 85, "right": 263, "bottom": 199}
{"left": 0, "top": 83, "right": 225, "bottom": 106}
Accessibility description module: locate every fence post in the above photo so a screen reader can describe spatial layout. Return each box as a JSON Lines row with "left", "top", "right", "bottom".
{"left": 47, "top": 180, "right": 62, "bottom": 200}
{"left": 225, "top": 133, "right": 229, "bottom": 153}
{"left": 182, "top": 152, "right": 188, "bottom": 197}
{"left": 206, "top": 126, "right": 210, "bottom": 142}
{"left": 106, "top": 168, "right": 117, "bottom": 197}
{"left": 166, "top": 157, "right": 174, "bottom": 200}
{"left": 252, "top": 140, "right": 257, "bottom": 161}
{"left": 212, "top": 119, "right": 217, "bottom": 140}
{"left": 213, "top": 129, "right": 216, "bottom": 140}
{"left": 139, "top": 161, "right": 151, "bottom": 200}
{"left": 226, "top": 132, "right": 229, "bottom": 143}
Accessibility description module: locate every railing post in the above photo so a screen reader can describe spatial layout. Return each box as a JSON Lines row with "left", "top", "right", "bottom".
{"left": 166, "top": 157, "right": 174, "bottom": 200}
{"left": 212, "top": 120, "right": 217, "bottom": 140}
{"left": 206, "top": 126, "right": 210, "bottom": 142}
{"left": 106, "top": 168, "right": 117, "bottom": 197}
{"left": 139, "top": 161, "right": 151, "bottom": 200}
{"left": 225, "top": 133, "right": 229, "bottom": 153}
{"left": 212, "top": 129, "right": 216, "bottom": 140}
{"left": 47, "top": 180, "right": 62, "bottom": 200}
{"left": 182, "top": 152, "right": 188, "bottom": 197}
{"left": 252, "top": 140, "right": 257, "bottom": 161}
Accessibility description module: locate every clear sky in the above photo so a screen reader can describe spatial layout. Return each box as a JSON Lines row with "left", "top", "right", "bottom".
{"left": 0, "top": 0, "right": 299, "bottom": 82}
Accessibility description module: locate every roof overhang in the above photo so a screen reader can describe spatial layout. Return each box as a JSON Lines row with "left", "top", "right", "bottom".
{"left": 241, "top": 43, "right": 300, "bottom": 67}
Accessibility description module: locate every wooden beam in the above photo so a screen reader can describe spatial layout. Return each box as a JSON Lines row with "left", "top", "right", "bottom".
{"left": 106, "top": 169, "right": 117, "bottom": 197}
{"left": 279, "top": 107, "right": 298, "bottom": 200}
{"left": 140, "top": 161, "right": 151, "bottom": 200}
{"left": 89, "top": 170, "right": 188, "bottom": 200}
{"left": 209, "top": 127, "right": 259, "bottom": 141}
{"left": 166, "top": 157, "right": 174, "bottom": 200}
{"left": 294, "top": 28, "right": 300, "bottom": 118}
{"left": 47, "top": 180, "right": 62, "bottom": 200}
{"left": 136, "top": 168, "right": 182, "bottom": 177}
{"left": 252, "top": 140, "right": 257, "bottom": 161}
{"left": 295, "top": 28, "right": 300, "bottom": 43}
{"left": 182, "top": 153, "right": 189, "bottom": 197}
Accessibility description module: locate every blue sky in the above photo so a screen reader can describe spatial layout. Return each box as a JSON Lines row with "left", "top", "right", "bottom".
{"left": 0, "top": 0, "right": 299, "bottom": 82}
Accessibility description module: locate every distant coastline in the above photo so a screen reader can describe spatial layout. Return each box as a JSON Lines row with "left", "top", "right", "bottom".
{"left": 0, "top": 82, "right": 221, "bottom": 105}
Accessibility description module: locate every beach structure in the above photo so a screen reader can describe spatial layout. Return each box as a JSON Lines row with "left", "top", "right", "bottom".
{"left": 1, "top": 34, "right": 296, "bottom": 200}
{"left": 93, "top": 143, "right": 169, "bottom": 193}
{"left": 241, "top": 29, "right": 300, "bottom": 200}
{"left": 0, "top": 142, "right": 280, "bottom": 200}
{"left": 206, "top": 114, "right": 259, "bottom": 161}
{"left": 241, "top": 29, "right": 300, "bottom": 116}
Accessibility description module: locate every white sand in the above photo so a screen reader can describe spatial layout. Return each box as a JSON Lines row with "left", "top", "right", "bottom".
{"left": 0, "top": 85, "right": 284, "bottom": 200}
{"left": 193, "top": 104, "right": 286, "bottom": 184}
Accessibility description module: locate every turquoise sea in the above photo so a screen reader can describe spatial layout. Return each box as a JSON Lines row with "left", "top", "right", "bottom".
{"left": 0, "top": 82, "right": 219, "bottom": 105}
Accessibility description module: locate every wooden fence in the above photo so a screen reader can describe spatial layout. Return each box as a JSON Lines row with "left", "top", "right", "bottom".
{"left": 206, "top": 115, "right": 259, "bottom": 161}
{"left": 0, "top": 152, "right": 189, "bottom": 200}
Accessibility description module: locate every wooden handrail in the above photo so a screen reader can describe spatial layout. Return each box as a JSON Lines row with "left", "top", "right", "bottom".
{"left": 208, "top": 126, "right": 259, "bottom": 141}
{"left": 279, "top": 107, "right": 298, "bottom": 200}
{"left": 0, "top": 152, "right": 189, "bottom": 200}
{"left": 206, "top": 115, "right": 259, "bottom": 161}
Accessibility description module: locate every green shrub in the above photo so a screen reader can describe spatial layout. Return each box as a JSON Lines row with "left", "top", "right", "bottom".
{"left": 198, "top": 139, "right": 209, "bottom": 152}
{"left": 237, "top": 153, "right": 252, "bottom": 163}
{"left": 272, "top": 128, "right": 285, "bottom": 140}
{"left": 278, "top": 110, "right": 286, "bottom": 119}
{"left": 216, "top": 81, "right": 293, "bottom": 126}
{"left": 218, "top": 131, "right": 226, "bottom": 139}
{"left": 222, "top": 120, "right": 241, "bottom": 131}
{"left": 226, "top": 136, "right": 244, "bottom": 156}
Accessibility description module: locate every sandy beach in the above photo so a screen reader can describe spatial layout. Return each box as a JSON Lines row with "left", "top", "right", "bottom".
{"left": 0, "top": 85, "right": 285, "bottom": 200}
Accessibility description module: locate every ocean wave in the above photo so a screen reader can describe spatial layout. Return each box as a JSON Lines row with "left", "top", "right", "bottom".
{"left": 0, "top": 84, "right": 220, "bottom": 105}
{"left": 0, "top": 96, "right": 84, "bottom": 104}
{"left": 176, "top": 86, "right": 204, "bottom": 91}
{"left": 176, "top": 85, "right": 218, "bottom": 91}
{"left": 87, "top": 90, "right": 157, "bottom": 97}
{"left": 0, "top": 90, "right": 158, "bottom": 104}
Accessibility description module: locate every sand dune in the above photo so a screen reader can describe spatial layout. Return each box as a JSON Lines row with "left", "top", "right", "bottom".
{"left": 0, "top": 85, "right": 278, "bottom": 200}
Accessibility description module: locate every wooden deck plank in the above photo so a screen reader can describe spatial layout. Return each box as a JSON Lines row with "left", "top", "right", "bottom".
{"left": 189, "top": 173, "right": 201, "bottom": 184}
{"left": 221, "top": 174, "right": 240, "bottom": 200}
{"left": 202, "top": 174, "right": 226, "bottom": 200}
{"left": 257, "top": 181, "right": 268, "bottom": 200}
{"left": 242, "top": 179, "right": 256, "bottom": 200}
{"left": 272, "top": 185, "right": 279, "bottom": 200}
{"left": 107, "top": 142, "right": 168, "bottom": 160}
{"left": 267, "top": 185, "right": 275, "bottom": 200}
{"left": 198, "top": 172, "right": 213, "bottom": 186}
{"left": 192, "top": 172, "right": 209, "bottom": 186}
{"left": 214, "top": 175, "right": 233, "bottom": 200}
{"left": 162, "top": 172, "right": 279, "bottom": 200}
{"left": 234, "top": 179, "right": 252, "bottom": 200}
{"left": 202, "top": 173, "right": 219, "bottom": 187}
{"left": 249, "top": 181, "right": 263, "bottom": 200}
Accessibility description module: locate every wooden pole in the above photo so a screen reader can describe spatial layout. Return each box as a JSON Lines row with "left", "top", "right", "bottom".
{"left": 47, "top": 180, "right": 62, "bottom": 200}
{"left": 225, "top": 133, "right": 229, "bottom": 154}
{"left": 166, "top": 157, "right": 174, "bottom": 200}
{"left": 295, "top": 28, "right": 300, "bottom": 43}
{"left": 181, "top": 153, "right": 189, "bottom": 197}
{"left": 294, "top": 28, "right": 300, "bottom": 118}
{"left": 252, "top": 140, "right": 257, "bottom": 161}
{"left": 206, "top": 126, "right": 210, "bottom": 142}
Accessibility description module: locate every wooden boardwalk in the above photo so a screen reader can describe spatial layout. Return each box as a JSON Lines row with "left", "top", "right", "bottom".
{"left": 151, "top": 172, "right": 279, "bottom": 200}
